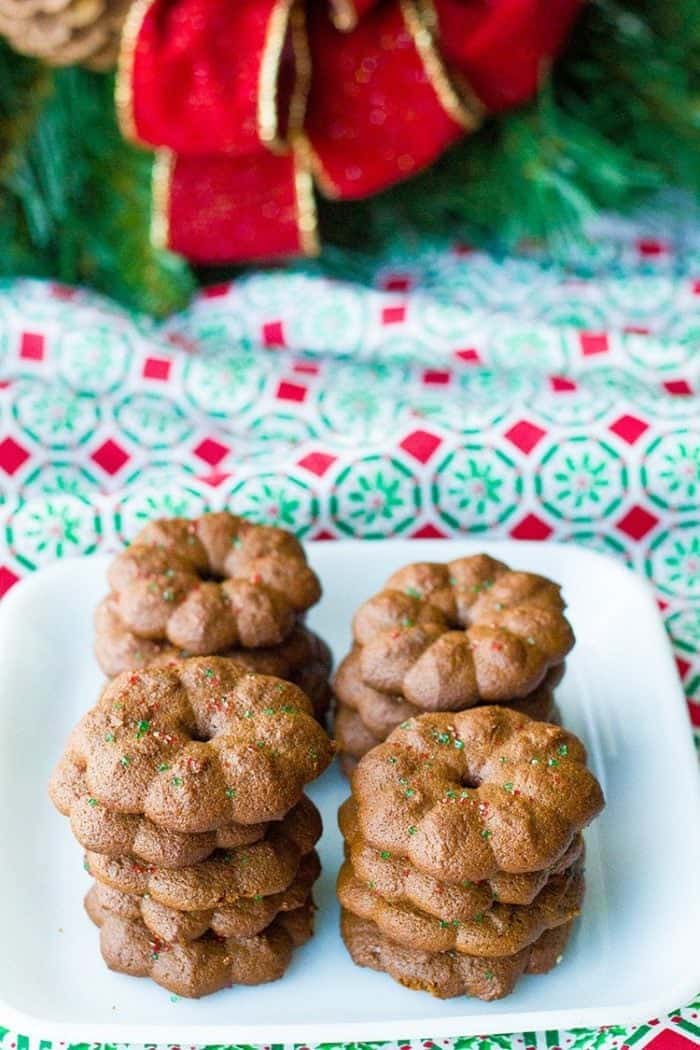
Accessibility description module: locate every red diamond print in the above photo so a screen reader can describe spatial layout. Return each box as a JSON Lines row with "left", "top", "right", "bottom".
{"left": 293, "top": 361, "right": 319, "bottom": 375}
{"left": 676, "top": 656, "right": 691, "bottom": 680}
{"left": 616, "top": 505, "right": 659, "bottom": 541}
{"left": 636, "top": 237, "right": 668, "bottom": 257}
{"left": 689, "top": 699, "right": 700, "bottom": 728}
{"left": 381, "top": 305, "right": 406, "bottom": 325}
{"left": 91, "top": 438, "right": 130, "bottom": 475}
{"left": 579, "top": 331, "right": 610, "bottom": 356}
{"left": 201, "top": 282, "right": 231, "bottom": 298}
{"left": 0, "top": 380, "right": 9, "bottom": 389}
{"left": 399, "top": 429, "right": 442, "bottom": 464}
{"left": 199, "top": 471, "right": 230, "bottom": 487}
{"left": 0, "top": 565, "right": 19, "bottom": 596}
{"left": 0, "top": 436, "right": 30, "bottom": 475}
{"left": 504, "top": 420, "right": 546, "bottom": 455}
{"left": 262, "top": 321, "right": 286, "bottom": 348}
{"left": 664, "top": 379, "right": 692, "bottom": 396}
{"left": 297, "top": 451, "right": 337, "bottom": 477}
{"left": 20, "top": 332, "right": 45, "bottom": 361}
{"left": 453, "top": 242, "right": 475, "bottom": 256}
{"left": 166, "top": 332, "right": 197, "bottom": 353}
{"left": 454, "top": 348, "right": 481, "bottom": 364}
{"left": 657, "top": 597, "right": 669, "bottom": 611}
{"left": 509, "top": 514, "right": 553, "bottom": 541}
{"left": 411, "top": 523, "right": 449, "bottom": 539}
{"left": 381, "top": 274, "right": 412, "bottom": 292}
{"left": 312, "top": 528, "right": 336, "bottom": 541}
{"left": 422, "top": 369, "right": 451, "bottom": 385}
{"left": 549, "top": 375, "right": 577, "bottom": 393}
{"left": 142, "top": 357, "right": 172, "bottom": 381}
{"left": 276, "top": 380, "right": 307, "bottom": 403}
{"left": 643, "top": 1030, "right": 698, "bottom": 1050}
{"left": 193, "top": 438, "right": 230, "bottom": 467}
{"left": 691, "top": 279, "right": 700, "bottom": 295}
{"left": 51, "top": 283, "right": 77, "bottom": 300}
{"left": 609, "top": 414, "right": 649, "bottom": 445}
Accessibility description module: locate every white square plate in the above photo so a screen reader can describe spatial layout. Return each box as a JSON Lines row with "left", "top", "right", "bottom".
{"left": 0, "top": 540, "right": 698, "bottom": 1044}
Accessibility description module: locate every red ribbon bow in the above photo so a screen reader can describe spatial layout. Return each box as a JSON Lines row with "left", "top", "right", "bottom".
{"left": 117, "top": 0, "right": 583, "bottom": 263}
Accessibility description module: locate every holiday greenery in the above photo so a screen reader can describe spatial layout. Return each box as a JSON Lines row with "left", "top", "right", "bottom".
{"left": 0, "top": 0, "right": 697, "bottom": 316}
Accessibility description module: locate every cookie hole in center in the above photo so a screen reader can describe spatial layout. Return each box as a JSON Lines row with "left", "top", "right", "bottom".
{"left": 461, "top": 774, "right": 481, "bottom": 789}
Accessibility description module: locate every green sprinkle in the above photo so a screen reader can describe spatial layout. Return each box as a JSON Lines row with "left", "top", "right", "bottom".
{"left": 445, "top": 789, "right": 457, "bottom": 799}
{"left": 407, "top": 826, "right": 417, "bottom": 836}
{"left": 253, "top": 894, "right": 263, "bottom": 902}
{"left": 263, "top": 707, "right": 275, "bottom": 716}
{"left": 399, "top": 720, "right": 413, "bottom": 730}
{"left": 480, "top": 828, "right": 492, "bottom": 840}
{"left": 526, "top": 636, "right": 536, "bottom": 646}
{"left": 398, "top": 776, "right": 408, "bottom": 785}
{"left": 170, "top": 994, "right": 179, "bottom": 1003}
{"left": 162, "top": 590, "right": 175, "bottom": 602}
{"left": 439, "top": 920, "right": 450, "bottom": 929}
{"left": 368, "top": 881, "right": 376, "bottom": 890}
{"left": 449, "top": 576, "right": 457, "bottom": 586}
{"left": 460, "top": 789, "right": 471, "bottom": 799}
{"left": 87, "top": 797, "right": 99, "bottom": 807}
{"left": 256, "top": 741, "right": 265, "bottom": 749}
{"left": 531, "top": 757, "right": 540, "bottom": 765}
{"left": 400, "top": 617, "right": 415, "bottom": 628}
{"left": 454, "top": 738, "right": 464, "bottom": 750}
{"left": 164, "top": 568, "right": 175, "bottom": 578}
{"left": 503, "top": 782, "right": 514, "bottom": 793}
{"left": 434, "top": 731, "right": 451, "bottom": 745}
{"left": 558, "top": 744, "right": 569, "bottom": 756}
{"left": 243, "top": 710, "right": 253, "bottom": 718}
{"left": 225, "top": 788, "right": 237, "bottom": 798}
{"left": 494, "top": 602, "right": 503, "bottom": 611}
{"left": 232, "top": 536, "right": 242, "bottom": 548}
{"left": 484, "top": 970, "right": 495, "bottom": 981}
{"left": 548, "top": 758, "right": 559, "bottom": 768}
{"left": 309, "top": 748, "right": 319, "bottom": 760}
{"left": 83, "top": 858, "right": 91, "bottom": 873}
{"left": 281, "top": 704, "right": 297, "bottom": 714}
{"left": 404, "top": 788, "right": 415, "bottom": 798}
{"left": 499, "top": 756, "right": 508, "bottom": 764}
{"left": 136, "top": 720, "right": 151, "bottom": 739}
{"left": 405, "top": 587, "right": 421, "bottom": 599}
{"left": 380, "top": 850, "right": 392, "bottom": 860}
{"left": 473, "top": 912, "right": 484, "bottom": 923}
{"left": 119, "top": 755, "right": 131, "bottom": 767}
{"left": 171, "top": 776, "right": 184, "bottom": 787}
{"left": 388, "top": 756, "right": 398, "bottom": 765}
{"left": 461, "top": 879, "right": 473, "bottom": 888}
{"left": 104, "top": 732, "right": 115, "bottom": 743}
{"left": 204, "top": 668, "right": 214, "bottom": 677}
{"left": 157, "top": 763, "right": 170, "bottom": 772}
{"left": 151, "top": 952, "right": 160, "bottom": 961}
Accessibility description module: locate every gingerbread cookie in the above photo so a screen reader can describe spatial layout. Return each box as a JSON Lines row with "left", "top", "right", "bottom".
{"left": 339, "top": 797, "right": 584, "bottom": 916}
{"left": 353, "top": 555, "right": 574, "bottom": 708}
{"left": 338, "top": 858, "right": 584, "bottom": 956}
{"left": 89, "top": 895, "right": 314, "bottom": 997}
{"left": 86, "top": 850, "right": 321, "bottom": 943}
{"left": 50, "top": 658, "right": 334, "bottom": 833}
{"left": 107, "top": 513, "right": 321, "bottom": 653}
{"left": 85, "top": 796, "right": 321, "bottom": 910}
{"left": 352, "top": 707, "right": 604, "bottom": 882}
{"left": 341, "top": 910, "right": 573, "bottom": 1000}
{"left": 94, "top": 601, "right": 332, "bottom": 720}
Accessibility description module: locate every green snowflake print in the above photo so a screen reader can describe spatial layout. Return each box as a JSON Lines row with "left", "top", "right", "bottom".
{"left": 665, "top": 607, "right": 700, "bottom": 656}
{"left": 537, "top": 298, "right": 608, "bottom": 332}
{"left": 536, "top": 437, "right": 626, "bottom": 523}
{"left": 248, "top": 413, "right": 317, "bottom": 457}
{"left": 115, "top": 392, "right": 194, "bottom": 450}
{"left": 227, "top": 474, "right": 319, "bottom": 536}
{"left": 319, "top": 364, "right": 408, "bottom": 445}
{"left": 490, "top": 326, "right": 570, "bottom": 372}
{"left": 114, "top": 477, "right": 210, "bottom": 543}
{"left": 20, "top": 463, "right": 100, "bottom": 502}
{"left": 563, "top": 531, "right": 633, "bottom": 566}
{"left": 642, "top": 432, "right": 700, "bottom": 512}
{"left": 13, "top": 378, "right": 100, "bottom": 450}
{"left": 647, "top": 523, "right": 700, "bottom": 599}
{"left": 57, "top": 325, "right": 133, "bottom": 394}
{"left": 6, "top": 497, "right": 101, "bottom": 570}
{"left": 331, "top": 455, "right": 420, "bottom": 539}
{"left": 628, "top": 314, "right": 696, "bottom": 373}
{"left": 184, "top": 351, "right": 268, "bottom": 419}
{"left": 284, "top": 284, "right": 368, "bottom": 356}
{"left": 530, "top": 371, "right": 623, "bottom": 426}
{"left": 432, "top": 445, "right": 521, "bottom": 532}
{"left": 174, "top": 303, "right": 249, "bottom": 353}
{"left": 371, "top": 335, "right": 436, "bottom": 364}
{"left": 413, "top": 370, "right": 530, "bottom": 434}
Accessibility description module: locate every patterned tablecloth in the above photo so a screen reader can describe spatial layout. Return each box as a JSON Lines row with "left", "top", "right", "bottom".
{"left": 0, "top": 211, "right": 698, "bottom": 1050}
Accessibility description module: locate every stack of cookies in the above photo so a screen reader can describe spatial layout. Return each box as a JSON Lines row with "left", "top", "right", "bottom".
{"left": 333, "top": 554, "right": 574, "bottom": 773}
{"left": 49, "top": 657, "right": 335, "bottom": 997}
{"left": 338, "top": 706, "right": 605, "bottom": 1000}
{"left": 94, "top": 512, "right": 333, "bottom": 722}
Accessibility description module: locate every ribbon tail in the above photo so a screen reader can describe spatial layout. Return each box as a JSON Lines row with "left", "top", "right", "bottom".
{"left": 157, "top": 146, "right": 319, "bottom": 263}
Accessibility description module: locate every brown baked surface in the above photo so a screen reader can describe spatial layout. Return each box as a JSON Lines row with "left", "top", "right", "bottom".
{"left": 89, "top": 894, "right": 314, "bottom": 997}
{"left": 339, "top": 797, "right": 584, "bottom": 914}
{"left": 85, "top": 849, "right": 321, "bottom": 943}
{"left": 341, "top": 909, "right": 573, "bottom": 1000}
{"left": 338, "top": 857, "right": 584, "bottom": 956}
{"left": 107, "top": 513, "right": 321, "bottom": 653}
{"left": 351, "top": 706, "right": 604, "bottom": 882}
{"left": 352, "top": 555, "right": 574, "bottom": 709}
{"left": 49, "top": 658, "right": 334, "bottom": 833}
{"left": 94, "top": 602, "right": 332, "bottom": 720}
{"left": 85, "top": 796, "right": 321, "bottom": 910}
